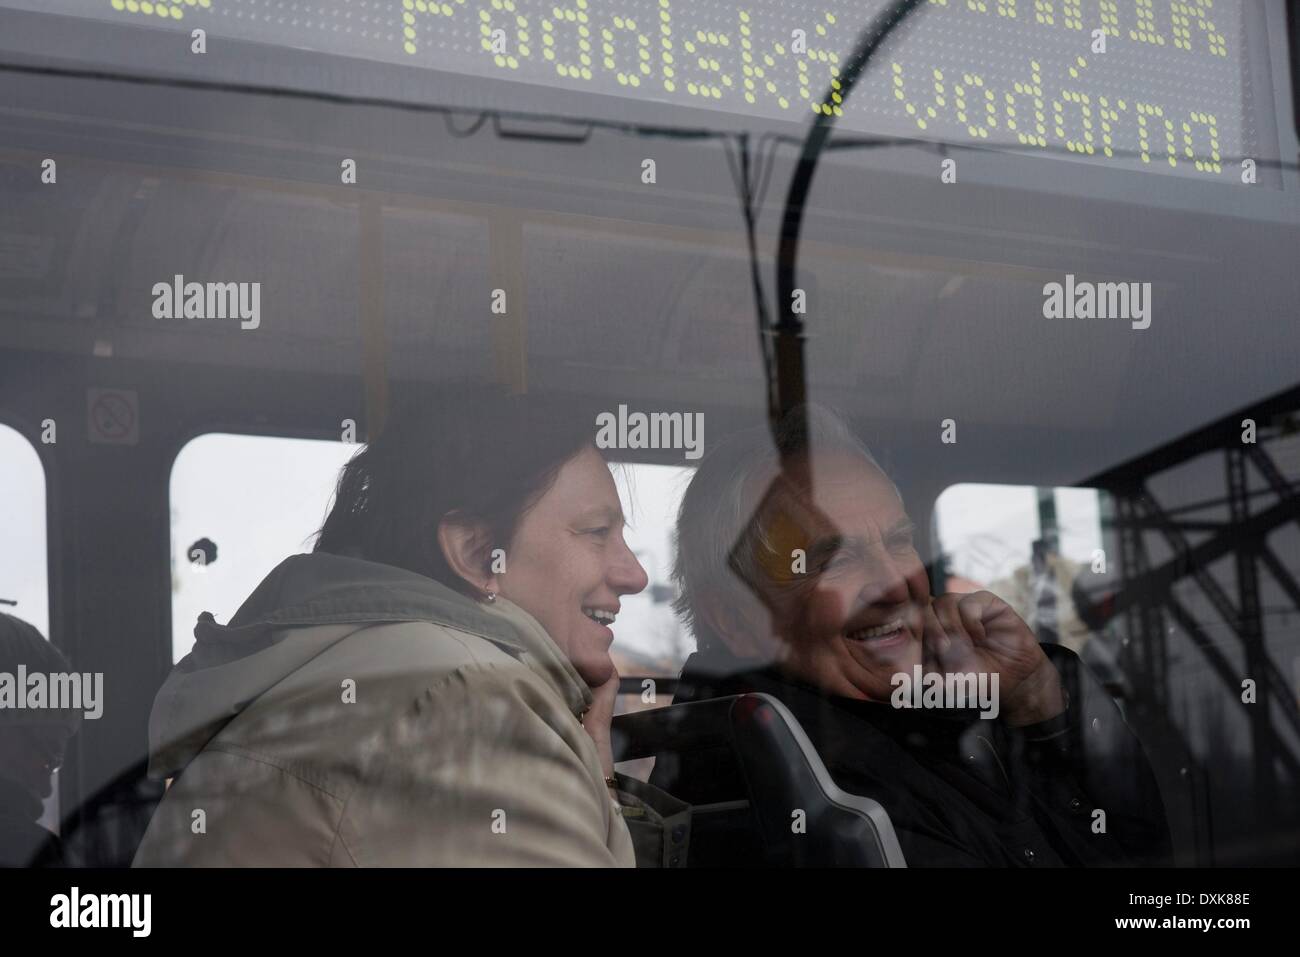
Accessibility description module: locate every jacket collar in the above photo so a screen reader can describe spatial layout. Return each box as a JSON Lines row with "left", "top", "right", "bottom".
{"left": 196, "top": 552, "right": 527, "bottom": 654}
{"left": 149, "top": 553, "right": 593, "bottom": 778}
{"left": 205, "top": 552, "right": 591, "bottom": 715}
{"left": 476, "top": 596, "right": 594, "bottom": 718}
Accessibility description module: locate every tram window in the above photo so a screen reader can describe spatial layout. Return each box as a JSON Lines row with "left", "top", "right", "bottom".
{"left": 0, "top": 423, "right": 49, "bottom": 639}
{"left": 932, "top": 483, "right": 1105, "bottom": 649}
{"left": 0, "top": 421, "right": 55, "bottom": 830}
{"left": 607, "top": 463, "right": 693, "bottom": 785}
{"left": 611, "top": 463, "right": 696, "bottom": 697}
{"left": 169, "top": 433, "right": 357, "bottom": 662}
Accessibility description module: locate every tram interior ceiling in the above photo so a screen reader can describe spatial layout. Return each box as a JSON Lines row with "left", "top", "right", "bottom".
{"left": 0, "top": 0, "right": 1296, "bottom": 870}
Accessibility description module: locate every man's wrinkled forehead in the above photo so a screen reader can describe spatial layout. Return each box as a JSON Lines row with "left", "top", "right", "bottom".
{"left": 729, "top": 450, "right": 906, "bottom": 587}
{"left": 739, "top": 449, "right": 902, "bottom": 523}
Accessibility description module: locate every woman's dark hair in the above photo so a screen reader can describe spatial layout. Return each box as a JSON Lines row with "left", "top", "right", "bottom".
{"left": 315, "top": 388, "right": 599, "bottom": 597}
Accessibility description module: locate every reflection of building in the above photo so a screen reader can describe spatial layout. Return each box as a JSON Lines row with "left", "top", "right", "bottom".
{"left": 610, "top": 645, "right": 683, "bottom": 782}
{"left": 611, "top": 645, "right": 683, "bottom": 714}
{"left": 947, "top": 559, "right": 1128, "bottom": 703}
{"left": 988, "top": 550, "right": 1092, "bottom": 655}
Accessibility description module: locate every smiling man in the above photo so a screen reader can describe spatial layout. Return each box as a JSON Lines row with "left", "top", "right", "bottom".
{"left": 657, "top": 407, "right": 1172, "bottom": 867}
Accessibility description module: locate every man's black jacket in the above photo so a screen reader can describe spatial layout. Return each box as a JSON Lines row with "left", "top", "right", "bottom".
{"left": 650, "top": 643, "right": 1172, "bottom": 867}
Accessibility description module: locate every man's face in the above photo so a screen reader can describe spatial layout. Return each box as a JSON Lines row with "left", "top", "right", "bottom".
{"left": 738, "top": 452, "right": 931, "bottom": 702}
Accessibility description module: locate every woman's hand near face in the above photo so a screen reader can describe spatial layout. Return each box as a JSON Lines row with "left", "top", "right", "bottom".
{"left": 582, "top": 666, "right": 620, "bottom": 786}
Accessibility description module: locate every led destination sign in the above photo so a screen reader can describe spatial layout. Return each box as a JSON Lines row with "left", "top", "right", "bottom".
{"left": 4, "top": 0, "right": 1271, "bottom": 181}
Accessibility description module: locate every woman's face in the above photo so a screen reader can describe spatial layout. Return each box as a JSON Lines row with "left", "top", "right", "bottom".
{"left": 496, "top": 445, "right": 649, "bottom": 688}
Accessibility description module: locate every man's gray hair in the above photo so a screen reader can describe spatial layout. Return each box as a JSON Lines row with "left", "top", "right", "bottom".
{"left": 671, "top": 405, "right": 886, "bottom": 654}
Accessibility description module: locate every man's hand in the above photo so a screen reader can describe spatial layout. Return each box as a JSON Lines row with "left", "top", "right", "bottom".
{"left": 582, "top": 668, "right": 620, "bottom": 785}
{"left": 923, "top": 592, "right": 1065, "bottom": 726}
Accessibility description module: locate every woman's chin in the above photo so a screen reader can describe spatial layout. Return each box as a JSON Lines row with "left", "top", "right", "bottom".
{"left": 576, "top": 654, "right": 617, "bottom": 690}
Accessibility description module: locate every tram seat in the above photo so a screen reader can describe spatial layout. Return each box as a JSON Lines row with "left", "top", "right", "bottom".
{"left": 612, "top": 693, "right": 906, "bottom": 867}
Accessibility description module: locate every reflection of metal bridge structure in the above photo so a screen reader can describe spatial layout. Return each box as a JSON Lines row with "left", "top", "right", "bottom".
{"left": 1072, "top": 384, "right": 1300, "bottom": 865}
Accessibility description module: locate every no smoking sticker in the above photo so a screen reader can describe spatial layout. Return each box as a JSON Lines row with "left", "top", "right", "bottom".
{"left": 87, "top": 388, "right": 139, "bottom": 445}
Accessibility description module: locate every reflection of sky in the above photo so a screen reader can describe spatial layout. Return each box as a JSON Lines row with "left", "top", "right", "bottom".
{"left": 170, "top": 434, "right": 359, "bottom": 661}
{"left": 612, "top": 463, "right": 696, "bottom": 666}
{"left": 934, "top": 483, "right": 1102, "bottom": 586}
{"left": 169, "top": 433, "right": 694, "bottom": 665}
{"left": 0, "top": 424, "right": 56, "bottom": 830}
{"left": 0, "top": 424, "right": 48, "bottom": 639}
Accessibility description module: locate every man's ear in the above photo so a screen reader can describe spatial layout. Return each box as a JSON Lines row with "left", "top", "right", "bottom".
{"left": 436, "top": 512, "right": 498, "bottom": 594}
{"left": 698, "top": 592, "right": 775, "bottom": 659}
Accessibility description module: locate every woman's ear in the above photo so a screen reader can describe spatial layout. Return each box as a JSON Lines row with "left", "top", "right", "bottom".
{"left": 436, "top": 512, "right": 498, "bottom": 595}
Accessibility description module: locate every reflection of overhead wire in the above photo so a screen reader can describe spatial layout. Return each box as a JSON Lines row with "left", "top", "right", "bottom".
{"left": 443, "top": 111, "right": 488, "bottom": 138}
{"left": 4, "top": 57, "right": 1294, "bottom": 171}
{"left": 716, "top": 130, "right": 787, "bottom": 397}
{"left": 492, "top": 113, "right": 592, "bottom": 143}
{"left": 722, "top": 131, "right": 785, "bottom": 222}
{"left": 722, "top": 133, "right": 775, "bottom": 405}
{"left": 4, "top": 58, "right": 1292, "bottom": 172}
{"left": 752, "top": 132, "right": 786, "bottom": 213}
{"left": 772, "top": 0, "right": 927, "bottom": 446}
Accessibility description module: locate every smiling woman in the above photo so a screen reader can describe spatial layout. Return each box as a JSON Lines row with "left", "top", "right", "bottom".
{"left": 135, "top": 388, "right": 687, "bottom": 867}
{"left": 433, "top": 443, "right": 648, "bottom": 689}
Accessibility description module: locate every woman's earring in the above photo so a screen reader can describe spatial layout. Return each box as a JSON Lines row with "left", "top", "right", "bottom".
{"left": 484, "top": 590, "right": 497, "bottom": 603}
